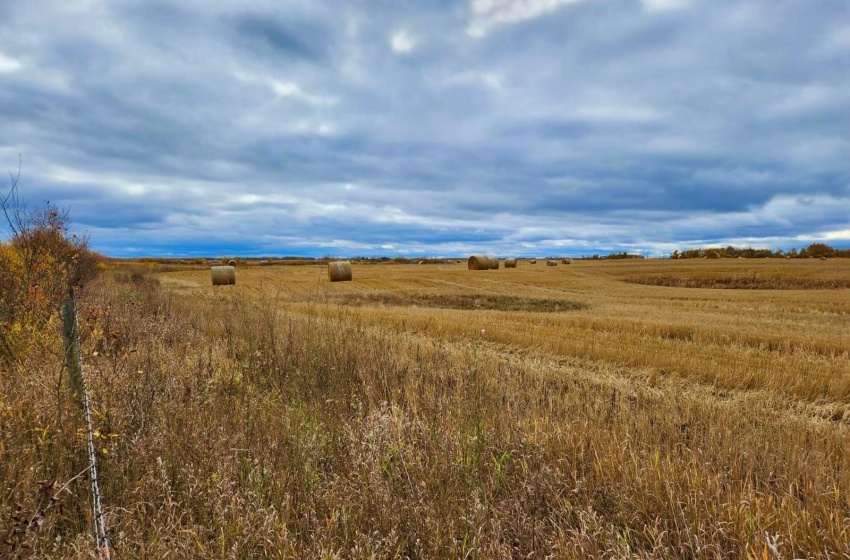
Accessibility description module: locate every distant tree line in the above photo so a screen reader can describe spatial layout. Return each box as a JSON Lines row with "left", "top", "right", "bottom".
{"left": 670, "top": 243, "right": 848, "bottom": 259}
{"left": 579, "top": 252, "right": 646, "bottom": 260}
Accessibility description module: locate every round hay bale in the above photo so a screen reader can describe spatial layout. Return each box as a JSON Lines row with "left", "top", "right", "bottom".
{"left": 504, "top": 258, "right": 517, "bottom": 268}
{"left": 418, "top": 260, "right": 425, "bottom": 265}
{"left": 211, "top": 266, "right": 236, "bottom": 286}
{"left": 328, "top": 261, "right": 352, "bottom": 282}
{"left": 227, "top": 259, "right": 237, "bottom": 267}
{"left": 468, "top": 255, "right": 491, "bottom": 270}
{"left": 490, "top": 257, "right": 500, "bottom": 269}
{"left": 705, "top": 251, "right": 721, "bottom": 259}
{"left": 561, "top": 258, "right": 571, "bottom": 265}
{"left": 529, "top": 259, "right": 537, "bottom": 264}
{"left": 546, "top": 260, "right": 558, "bottom": 266}
{"left": 820, "top": 256, "right": 827, "bottom": 261}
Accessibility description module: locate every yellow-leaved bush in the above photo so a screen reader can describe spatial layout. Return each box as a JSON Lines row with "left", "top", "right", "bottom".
{"left": 0, "top": 210, "right": 102, "bottom": 362}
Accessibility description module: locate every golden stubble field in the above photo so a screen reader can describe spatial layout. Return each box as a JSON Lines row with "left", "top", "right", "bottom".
{"left": 162, "top": 258, "right": 850, "bottom": 408}
{"left": 9, "top": 257, "right": 847, "bottom": 558}
{"left": 129, "top": 257, "right": 850, "bottom": 557}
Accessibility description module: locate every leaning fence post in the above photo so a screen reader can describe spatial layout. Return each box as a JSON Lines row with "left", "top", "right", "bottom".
{"left": 61, "top": 294, "right": 83, "bottom": 393}
{"left": 60, "top": 289, "right": 111, "bottom": 559}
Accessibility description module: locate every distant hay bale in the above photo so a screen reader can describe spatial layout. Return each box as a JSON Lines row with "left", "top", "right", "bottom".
{"left": 784, "top": 256, "right": 791, "bottom": 259}
{"left": 468, "top": 255, "right": 487, "bottom": 270}
{"left": 211, "top": 266, "right": 236, "bottom": 286}
{"left": 529, "top": 259, "right": 537, "bottom": 264}
{"left": 328, "top": 261, "right": 353, "bottom": 282}
{"left": 705, "top": 251, "right": 721, "bottom": 259}
{"left": 546, "top": 260, "right": 558, "bottom": 266}
{"left": 504, "top": 258, "right": 517, "bottom": 268}
{"left": 468, "top": 255, "right": 497, "bottom": 270}
{"left": 820, "top": 256, "right": 827, "bottom": 261}
{"left": 561, "top": 259, "right": 571, "bottom": 265}
{"left": 227, "top": 259, "right": 237, "bottom": 267}
{"left": 418, "top": 260, "right": 425, "bottom": 265}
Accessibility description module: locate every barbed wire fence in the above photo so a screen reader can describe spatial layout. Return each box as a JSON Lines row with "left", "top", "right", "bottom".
{"left": 61, "top": 291, "right": 111, "bottom": 560}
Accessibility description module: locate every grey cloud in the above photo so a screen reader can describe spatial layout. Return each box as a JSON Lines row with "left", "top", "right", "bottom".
{"left": 232, "top": 13, "right": 333, "bottom": 64}
{"left": 0, "top": 0, "right": 847, "bottom": 257}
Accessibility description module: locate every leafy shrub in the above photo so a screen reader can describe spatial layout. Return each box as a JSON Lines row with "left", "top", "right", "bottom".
{"left": 0, "top": 174, "right": 102, "bottom": 360}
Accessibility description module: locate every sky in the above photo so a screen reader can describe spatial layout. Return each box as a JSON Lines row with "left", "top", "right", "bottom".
{"left": 0, "top": 0, "right": 848, "bottom": 258}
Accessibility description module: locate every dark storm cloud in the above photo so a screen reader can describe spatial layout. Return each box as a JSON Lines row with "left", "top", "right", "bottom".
{"left": 232, "top": 14, "right": 333, "bottom": 63}
{"left": 0, "top": 0, "right": 847, "bottom": 256}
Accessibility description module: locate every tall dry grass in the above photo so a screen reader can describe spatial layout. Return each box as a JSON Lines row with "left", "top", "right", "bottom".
{"left": 3, "top": 267, "right": 850, "bottom": 558}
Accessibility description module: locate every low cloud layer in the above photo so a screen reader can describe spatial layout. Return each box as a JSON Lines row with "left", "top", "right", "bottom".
{"left": 0, "top": 0, "right": 847, "bottom": 257}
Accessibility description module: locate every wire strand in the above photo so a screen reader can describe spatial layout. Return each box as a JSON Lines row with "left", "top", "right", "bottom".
{"left": 66, "top": 295, "right": 111, "bottom": 559}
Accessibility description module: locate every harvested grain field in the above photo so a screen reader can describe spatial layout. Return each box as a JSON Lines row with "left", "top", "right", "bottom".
{"left": 139, "top": 257, "right": 850, "bottom": 557}
{"left": 163, "top": 258, "right": 850, "bottom": 404}
{"left": 9, "top": 258, "right": 848, "bottom": 559}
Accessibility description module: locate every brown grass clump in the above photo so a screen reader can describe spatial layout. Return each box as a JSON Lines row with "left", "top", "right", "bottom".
{"left": 211, "top": 265, "right": 236, "bottom": 286}
{"left": 328, "top": 260, "right": 353, "bottom": 282}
